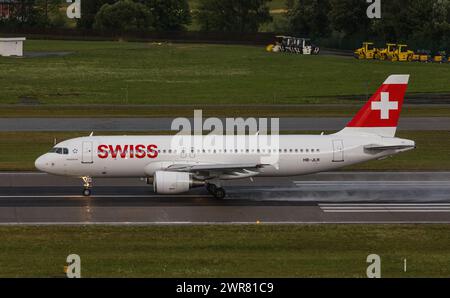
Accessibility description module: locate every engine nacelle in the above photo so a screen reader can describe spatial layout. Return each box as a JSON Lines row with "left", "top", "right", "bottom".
{"left": 153, "top": 171, "right": 204, "bottom": 194}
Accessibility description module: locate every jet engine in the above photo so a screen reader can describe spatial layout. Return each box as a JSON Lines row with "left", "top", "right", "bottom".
{"left": 153, "top": 171, "right": 204, "bottom": 194}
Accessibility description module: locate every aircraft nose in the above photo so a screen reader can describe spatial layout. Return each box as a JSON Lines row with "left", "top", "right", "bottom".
{"left": 35, "top": 155, "right": 47, "bottom": 172}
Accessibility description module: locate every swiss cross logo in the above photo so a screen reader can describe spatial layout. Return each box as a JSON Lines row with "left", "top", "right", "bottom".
{"left": 371, "top": 92, "right": 399, "bottom": 120}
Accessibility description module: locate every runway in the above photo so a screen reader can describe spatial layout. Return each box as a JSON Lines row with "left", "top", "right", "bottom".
{"left": 0, "top": 172, "right": 449, "bottom": 224}
{"left": 0, "top": 117, "right": 449, "bottom": 131}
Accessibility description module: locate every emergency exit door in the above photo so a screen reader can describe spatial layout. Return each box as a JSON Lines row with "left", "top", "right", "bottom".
{"left": 332, "top": 140, "right": 344, "bottom": 162}
{"left": 82, "top": 141, "right": 94, "bottom": 164}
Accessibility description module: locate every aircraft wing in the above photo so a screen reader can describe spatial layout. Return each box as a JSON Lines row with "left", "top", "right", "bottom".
{"left": 167, "top": 163, "right": 260, "bottom": 171}
{"left": 165, "top": 163, "right": 262, "bottom": 179}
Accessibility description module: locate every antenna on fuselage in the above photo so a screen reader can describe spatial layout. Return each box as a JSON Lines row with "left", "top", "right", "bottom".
{"left": 89, "top": 132, "right": 94, "bottom": 137}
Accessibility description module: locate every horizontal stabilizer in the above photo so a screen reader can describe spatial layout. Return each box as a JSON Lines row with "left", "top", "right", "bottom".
{"left": 364, "top": 144, "right": 415, "bottom": 151}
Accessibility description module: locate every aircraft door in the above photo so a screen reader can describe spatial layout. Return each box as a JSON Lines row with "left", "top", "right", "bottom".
{"left": 179, "top": 147, "right": 195, "bottom": 159}
{"left": 180, "top": 147, "right": 187, "bottom": 159}
{"left": 82, "top": 141, "right": 94, "bottom": 164}
{"left": 332, "top": 140, "right": 344, "bottom": 162}
{"left": 189, "top": 147, "right": 196, "bottom": 159}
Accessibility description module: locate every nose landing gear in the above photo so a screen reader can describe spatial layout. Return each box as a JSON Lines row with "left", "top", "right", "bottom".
{"left": 81, "top": 176, "right": 92, "bottom": 196}
{"left": 206, "top": 183, "right": 226, "bottom": 199}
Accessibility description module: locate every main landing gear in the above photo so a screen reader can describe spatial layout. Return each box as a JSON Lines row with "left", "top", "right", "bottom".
{"left": 206, "top": 183, "right": 226, "bottom": 199}
{"left": 81, "top": 176, "right": 92, "bottom": 196}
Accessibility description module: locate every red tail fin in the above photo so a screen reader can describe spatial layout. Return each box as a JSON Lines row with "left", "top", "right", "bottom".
{"left": 338, "top": 75, "right": 409, "bottom": 137}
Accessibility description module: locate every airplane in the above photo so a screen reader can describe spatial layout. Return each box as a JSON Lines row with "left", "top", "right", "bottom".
{"left": 35, "top": 75, "right": 415, "bottom": 198}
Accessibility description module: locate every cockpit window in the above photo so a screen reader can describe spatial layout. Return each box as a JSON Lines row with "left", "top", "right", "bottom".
{"left": 49, "top": 147, "right": 69, "bottom": 155}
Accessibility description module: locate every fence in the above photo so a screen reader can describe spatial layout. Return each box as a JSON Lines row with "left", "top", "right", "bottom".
{"left": 0, "top": 27, "right": 279, "bottom": 45}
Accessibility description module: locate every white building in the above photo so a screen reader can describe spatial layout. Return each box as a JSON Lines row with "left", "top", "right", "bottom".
{"left": 0, "top": 37, "right": 26, "bottom": 57}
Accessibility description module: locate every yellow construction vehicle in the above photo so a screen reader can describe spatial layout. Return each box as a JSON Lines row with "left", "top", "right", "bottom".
{"left": 416, "top": 50, "right": 432, "bottom": 62}
{"left": 266, "top": 44, "right": 275, "bottom": 52}
{"left": 434, "top": 54, "right": 443, "bottom": 63}
{"left": 392, "top": 44, "right": 415, "bottom": 62}
{"left": 354, "top": 42, "right": 377, "bottom": 59}
{"left": 376, "top": 43, "right": 397, "bottom": 61}
{"left": 433, "top": 51, "right": 447, "bottom": 63}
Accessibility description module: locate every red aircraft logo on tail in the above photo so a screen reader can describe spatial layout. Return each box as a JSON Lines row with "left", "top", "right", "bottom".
{"left": 347, "top": 75, "right": 409, "bottom": 128}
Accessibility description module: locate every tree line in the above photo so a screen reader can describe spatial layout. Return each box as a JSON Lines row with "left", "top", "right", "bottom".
{"left": 1, "top": 0, "right": 449, "bottom": 51}
{"left": 287, "top": 0, "right": 450, "bottom": 52}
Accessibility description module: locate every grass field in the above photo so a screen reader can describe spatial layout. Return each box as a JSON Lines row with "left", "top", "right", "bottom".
{"left": 1, "top": 40, "right": 450, "bottom": 106}
{"left": 0, "top": 225, "right": 449, "bottom": 277}
{"left": 0, "top": 131, "right": 448, "bottom": 171}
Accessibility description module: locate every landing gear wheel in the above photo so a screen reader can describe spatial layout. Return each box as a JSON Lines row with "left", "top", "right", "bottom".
{"left": 81, "top": 176, "right": 93, "bottom": 197}
{"left": 207, "top": 184, "right": 217, "bottom": 195}
{"left": 213, "top": 188, "right": 226, "bottom": 199}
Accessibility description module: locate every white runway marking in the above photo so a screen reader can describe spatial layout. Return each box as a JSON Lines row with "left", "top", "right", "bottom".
{"left": 0, "top": 195, "right": 211, "bottom": 199}
{"left": 295, "top": 181, "right": 450, "bottom": 186}
{"left": 320, "top": 203, "right": 450, "bottom": 213}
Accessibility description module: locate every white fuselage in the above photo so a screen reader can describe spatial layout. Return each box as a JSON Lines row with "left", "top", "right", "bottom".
{"left": 35, "top": 134, "right": 414, "bottom": 179}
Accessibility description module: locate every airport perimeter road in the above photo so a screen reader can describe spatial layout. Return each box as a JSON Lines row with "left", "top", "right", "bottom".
{"left": 0, "top": 172, "right": 449, "bottom": 224}
{"left": 0, "top": 117, "right": 449, "bottom": 131}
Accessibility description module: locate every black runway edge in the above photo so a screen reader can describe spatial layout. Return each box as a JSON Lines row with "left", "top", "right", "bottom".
{"left": 0, "top": 278, "right": 447, "bottom": 297}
